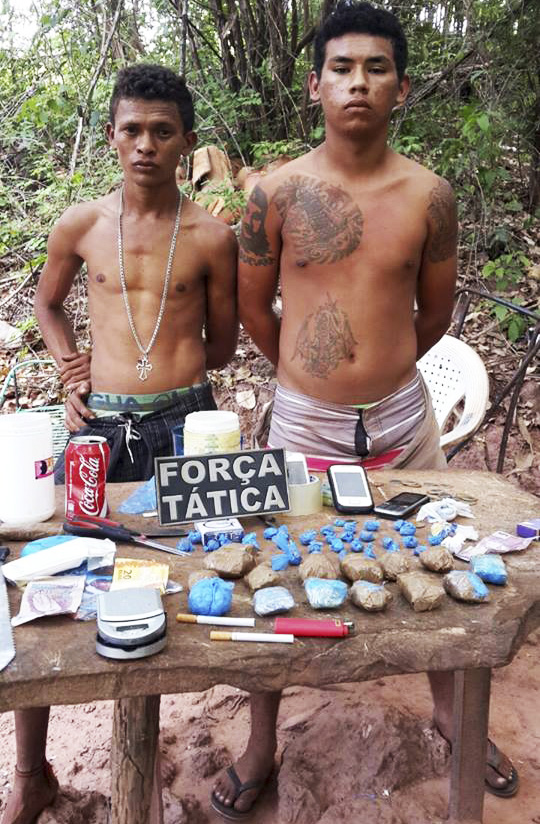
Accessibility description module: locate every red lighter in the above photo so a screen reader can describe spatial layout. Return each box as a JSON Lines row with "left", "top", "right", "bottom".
{"left": 274, "top": 617, "right": 354, "bottom": 637}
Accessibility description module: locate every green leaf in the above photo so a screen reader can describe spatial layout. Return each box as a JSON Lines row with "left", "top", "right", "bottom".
{"left": 477, "top": 114, "right": 490, "bottom": 132}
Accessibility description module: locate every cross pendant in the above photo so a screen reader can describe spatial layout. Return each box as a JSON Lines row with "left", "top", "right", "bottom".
{"left": 136, "top": 354, "right": 153, "bottom": 381}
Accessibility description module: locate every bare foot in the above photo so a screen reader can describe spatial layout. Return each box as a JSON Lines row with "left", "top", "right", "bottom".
{"left": 211, "top": 749, "right": 275, "bottom": 816}
{"left": 1, "top": 761, "right": 58, "bottom": 824}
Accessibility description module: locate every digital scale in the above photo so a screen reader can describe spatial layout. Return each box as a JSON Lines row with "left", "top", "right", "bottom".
{"left": 96, "top": 588, "right": 167, "bottom": 660}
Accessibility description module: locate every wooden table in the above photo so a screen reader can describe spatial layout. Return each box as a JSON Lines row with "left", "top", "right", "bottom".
{"left": 0, "top": 470, "right": 539, "bottom": 824}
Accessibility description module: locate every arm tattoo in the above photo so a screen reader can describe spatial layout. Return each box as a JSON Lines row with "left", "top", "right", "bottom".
{"left": 426, "top": 179, "right": 458, "bottom": 263}
{"left": 239, "top": 185, "right": 275, "bottom": 266}
{"left": 293, "top": 293, "right": 357, "bottom": 380}
{"left": 273, "top": 175, "right": 363, "bottom": 264}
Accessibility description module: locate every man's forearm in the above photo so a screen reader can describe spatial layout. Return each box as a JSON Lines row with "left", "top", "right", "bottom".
{"left": 34, "top": 304, "right": 79, "bottom": 374}
{"left": 415, "top": 313, "right": 451, "bottom": 360}
{"left": 242, "top": 311, "right": 281, "bottom": 367}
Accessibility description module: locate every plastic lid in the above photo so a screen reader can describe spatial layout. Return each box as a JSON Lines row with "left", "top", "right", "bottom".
{"left": 184, "top": 410, "right": 239, "bottom": 434}
{"left": 0, "top": 411, "right": 53, "bottom": 435}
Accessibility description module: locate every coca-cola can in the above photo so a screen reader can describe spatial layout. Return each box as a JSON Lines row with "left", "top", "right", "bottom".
{"left": 65, "top": 436, "right": 110, "bottom": 518}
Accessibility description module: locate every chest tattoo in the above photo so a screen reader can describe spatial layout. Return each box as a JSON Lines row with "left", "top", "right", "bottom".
{"left": 273, "top": 176, "right": 363, "bottom": 264}
{"left": 426, "top": 179, "right": 458, "bottom": 262}
{"left": 293, "top": 293, "right": 357, "bottom": 380}
{"left": 239, "top": 185, "right": 275, "bottom": 266}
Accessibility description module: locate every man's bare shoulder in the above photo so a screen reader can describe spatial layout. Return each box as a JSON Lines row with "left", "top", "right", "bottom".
{"left": 52, "top": 191, "right": 117, "bottom": 242}
{"left": 246, "top": 150, "right": 319, "bottom": 199}
{"left": 390, "top": 151, "right": 454, "bottom": 199}
{"left": 183, "top": 197, "right": 237, "bottom": 254}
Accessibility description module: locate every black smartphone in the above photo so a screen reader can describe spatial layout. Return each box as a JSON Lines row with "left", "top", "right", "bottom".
{"left": 373, "top": 491, "right": 430, "bottom": 520}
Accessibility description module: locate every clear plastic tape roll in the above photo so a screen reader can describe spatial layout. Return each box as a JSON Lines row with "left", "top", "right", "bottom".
{"left": 287, "top": 475, "right": 322, "bottom": 517}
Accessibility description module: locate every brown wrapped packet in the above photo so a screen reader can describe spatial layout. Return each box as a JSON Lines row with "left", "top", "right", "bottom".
{"left": 443, "top": 570, "right": 490, "bottom": 603}
{"left": 380, "top": 552, "right": 410, "bottom": 581}
{"left": 350, "top": 580, "right": 392, "bottom": 612}
{"left": 299, "top": 553, "right": 339, "bottom": 582}
{"left": 419, "top": 547, "right": 454, "bottom": 574}
{"left": 246, "top": 563, "right": 281, "bottom": 592}
{"left": 203, "top": 544, "right": 256, "bottom": 578}
{"left": 340, "top": 554, "right": 383, "bottom": 584}
{"left": 188, "top": 569, "right": 219, "bottom": 590}
{"left": 397, "top": 572, "right": 445, "bottom": 612}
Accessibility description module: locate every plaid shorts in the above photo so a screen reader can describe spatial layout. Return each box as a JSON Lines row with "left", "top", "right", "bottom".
{"left": 54, "top": 381, "right": 216, "bottom": 484}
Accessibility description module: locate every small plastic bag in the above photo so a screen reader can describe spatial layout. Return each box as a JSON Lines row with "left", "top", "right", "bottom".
{"left": 188, "top": 577, "right": 234, "bottom": 616}
{"left": 304, "top": 578, "right": 348, "bottom": 609}
{"left": 471, "top": 554, "right": 507, "bottom": 586}
{"left": 253, "top": 586, "right": 295, "bottom": 616}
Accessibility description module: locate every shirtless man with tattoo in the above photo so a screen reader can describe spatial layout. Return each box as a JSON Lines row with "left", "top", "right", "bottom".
{"left": 3, "top": 64, "right": 237, "bottom": 824}
{"left": 211, "top": 3, "right": 517, "bottom": 818}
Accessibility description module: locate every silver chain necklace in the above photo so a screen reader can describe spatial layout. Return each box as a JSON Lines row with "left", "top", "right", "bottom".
{"left": 117, "top": 186, "right": 183, "bottom": 380}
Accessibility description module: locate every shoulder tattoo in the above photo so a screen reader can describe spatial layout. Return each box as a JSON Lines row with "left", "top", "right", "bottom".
{"left": 426, "top": 179, "right": 458, "bottom": 263}
{"left": 272, "top": 175, "right": 363, "bottom": 264}
{"left": 293, "top": 293, "right": 357, "bottom": 380}
{"left": 239, "top": 185, "right": 275, "bottom": 266}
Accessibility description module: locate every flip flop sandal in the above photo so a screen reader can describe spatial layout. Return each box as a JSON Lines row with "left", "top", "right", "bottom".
{"left": 485, "top": 738, "right": 519, "bottom": 798}
{"left": 211, "top": 765, "right": 267, "bottom": 821}
{"left": 435, "top": 725, "right": 519, "bottom": 799}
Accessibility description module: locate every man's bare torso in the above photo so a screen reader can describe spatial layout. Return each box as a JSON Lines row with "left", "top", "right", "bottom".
{"left": 68, "top": 190, "right": 225, "bottom": 393}
{"left": 261, "top": 149, "right": 451, "bottom": 403}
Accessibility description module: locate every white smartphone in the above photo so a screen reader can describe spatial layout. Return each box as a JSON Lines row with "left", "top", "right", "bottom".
{"left": 326, "top": 464, "right": 373, "bottom": 513}
{"left": 285, "top": 451, "right": 310, "bottom": 486}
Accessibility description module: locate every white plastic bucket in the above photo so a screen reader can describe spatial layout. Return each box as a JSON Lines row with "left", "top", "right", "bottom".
{"left": 183, "top": 410, "right": 241, "bottom": 456}
{"left": 0, "top": 412, "right": 56, "bottom": 526}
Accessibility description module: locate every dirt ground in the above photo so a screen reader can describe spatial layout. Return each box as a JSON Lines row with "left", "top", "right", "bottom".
{"left": 0, "top": 626, "right": 538, "bottom": 824}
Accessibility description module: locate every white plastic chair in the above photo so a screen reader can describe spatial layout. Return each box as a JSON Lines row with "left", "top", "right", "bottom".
{"left": 418, "top": 334, "right": 489, "bottom": 449}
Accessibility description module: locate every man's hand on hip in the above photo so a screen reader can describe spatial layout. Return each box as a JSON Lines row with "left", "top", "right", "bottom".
{"left": 65, "top": 381, "right": 94, "bottom": 432}
{"left": 60, "top": 351, "right": 91, "bottom": 390}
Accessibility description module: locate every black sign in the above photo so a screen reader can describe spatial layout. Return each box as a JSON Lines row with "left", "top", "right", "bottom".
{"left": 154, "top": 448, "right": 290, "bottom": 525}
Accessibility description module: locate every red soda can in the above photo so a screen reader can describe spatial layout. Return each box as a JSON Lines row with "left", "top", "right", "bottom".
{"left": 65, "top": 436, "right": 110, "bottom": 518}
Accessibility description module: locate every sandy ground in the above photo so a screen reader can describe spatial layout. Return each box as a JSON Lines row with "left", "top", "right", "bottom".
{"left": 0, "top": 627, "right": 538, "bottom": 824}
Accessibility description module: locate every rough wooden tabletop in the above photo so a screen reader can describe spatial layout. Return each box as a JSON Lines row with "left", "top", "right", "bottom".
{"left": 0, "top": 469, "right": 538, "bottom": 711}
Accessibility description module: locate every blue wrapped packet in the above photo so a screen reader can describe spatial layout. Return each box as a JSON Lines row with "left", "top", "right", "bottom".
{"left": 402, "top": 536, "right": 418, "bottom": 549}
{"left": 117, "top": 476, "right": 157, "bottom": 514}
{"left": 359, "top": 530, "right": 375, "bottom": 542}
{"left": 363, "top": 545, "right": 377, "bottom": 559}
{"left": 399, "top": 522, "right": 416, "bottom": 536}
{"left": 177, "top": 538, "right": 195, "bottom": 553}
{"left": 330, "top": 538, "right": 344, "bottom": 553}
{"left": 273, "top": 531, "right": 290, "bottom": 553}
{"left": 263, "top": 526, "right": 278, "bottom": 540}
{"left": 242, "top": 532, "right": 260, "bottom": 550}
{"left": 188, "top": 578, "right": 234, "bottom": 615}
{"left": 205, "top": 539, "right": 220, "bottom": 552}
{"left": 253, "top": 586, "right": 295, "bottom": 616}
{"left": 308, "top": 541, "right": 323, "bottom": 553}
{"left": 350, "top": 539, "right": 363, "bottom": 553}
{"left": 304, "top": 578, "right": 348, "bottom": 609}
{"left": 471, "top": 555, "right": 507, "bottom": 586}
{"left": 364, "top": 520, "right": 380, "bottom": 532}
{"left": 188, "top": 530, "right": 202, "bottom": 545}
{"left": 285, "top": 540, "right": 302, "bottom": 566}
{"left": 299, "top": 529, "right": 318, "bottom": 546}
{"left": 271, "top": 554, "right": 289, "bottom": 571}
{"left": 413, "top": 544, "right": 428, "bottom": 555}
{"left": 382, "top": 537, "right": 400, "bottom": 552}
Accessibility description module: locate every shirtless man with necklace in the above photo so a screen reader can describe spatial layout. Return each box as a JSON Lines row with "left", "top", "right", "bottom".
{"left": 2, "top": 64, "right": 237, "bottom": 824}
{"left": 211, "top": 2, "right": 518, "bottom": 819}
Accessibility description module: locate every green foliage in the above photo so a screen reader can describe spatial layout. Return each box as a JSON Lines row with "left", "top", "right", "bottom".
{"left": 481, "top": 252, "right": 531, "bottom": 292}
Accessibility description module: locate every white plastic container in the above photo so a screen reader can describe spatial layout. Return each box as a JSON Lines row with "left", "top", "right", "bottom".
{"left": 183, "top": 410, "right": 241, "bottom": 456}
{"left": 0, "top": 412, "right": 56, "bottom": 526}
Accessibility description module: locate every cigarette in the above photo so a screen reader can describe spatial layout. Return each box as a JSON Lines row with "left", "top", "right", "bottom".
{"left": 210, "top": 631, "right": 294, "bottom": 643}
{"left": 176, "top": 614, "right": 255, "bottom": 628}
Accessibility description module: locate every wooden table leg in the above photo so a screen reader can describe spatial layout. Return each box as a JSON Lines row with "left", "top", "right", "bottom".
{"left": 111, "top": 694, "right": 162, "bottom": 824}
{"left": 448, "top": 668, "right": 491, "bottom": 824}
